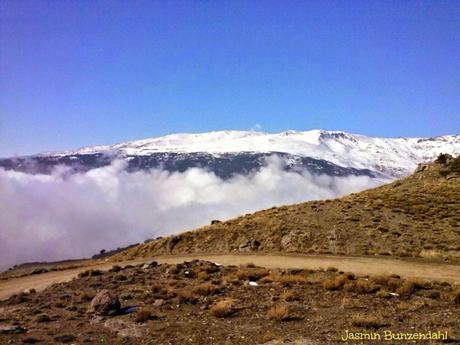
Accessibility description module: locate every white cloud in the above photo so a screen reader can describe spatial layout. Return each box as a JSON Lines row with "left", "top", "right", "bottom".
{"left": 0, "top": 156, "right": 383, "bottom": 270}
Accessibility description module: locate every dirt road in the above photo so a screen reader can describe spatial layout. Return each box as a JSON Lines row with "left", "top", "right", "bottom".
{"left": 1, "top": 253, "right": 459, "bottom": 300}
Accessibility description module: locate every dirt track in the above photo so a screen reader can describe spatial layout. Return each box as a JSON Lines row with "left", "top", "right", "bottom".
{"left": 1, "top": 253, "right": 459, "bottom": 300}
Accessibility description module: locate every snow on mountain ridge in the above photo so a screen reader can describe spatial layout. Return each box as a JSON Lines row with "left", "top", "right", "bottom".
{"left": 45, "top": 130, "right": 460, "bottom": 178}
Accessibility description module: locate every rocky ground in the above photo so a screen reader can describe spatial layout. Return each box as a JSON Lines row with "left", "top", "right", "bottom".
{"left": 0, "top": 260, "right": 459, "bottom": 344}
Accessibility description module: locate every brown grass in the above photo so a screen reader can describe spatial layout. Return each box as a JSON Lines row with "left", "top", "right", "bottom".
{"left": 351, "top": 313, "right": 385, "bottom": 328}
{"left": 280, "top": 290, "right": 297, "bottom": 301}
{"left": 133, "top": 308, "right": 155, "bottom": 323}
{"left": 192, "top": 282, "right": 217, "bottom": 296}
{"left": 396, "top": 281, "right": 416, "bottom": 297}
{"left": 174, "top": 288, "right": 196, "bottom": 303}
{"left": 322, "top": 275, "right": 349, "bottom": 290}
{"left": 210, "top": 299, "right": 236, "bottom": 317}
{"left": 267, "top": 305, "right": 290, "bottom": 321}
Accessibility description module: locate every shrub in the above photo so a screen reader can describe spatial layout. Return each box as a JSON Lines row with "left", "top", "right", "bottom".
{"left": 235, "top": 269, "right": 250, "bottom": 280}
{"left": 376, "top": 290, "right": 391, "bottom": 299}
{"left": 192, "top": 282, "right": 217, "bottom": 296}
{"left": 351, "top": 313, "right": 385, "bottom": 328}
{"left": 322, "top": 275, "right": 349, "bottom": 291}
{"left": 396, "top": 281, "right": 415, "bottom": 297}
{"left": 210, "top": 299, "right": 235, "bottom": 317}
{"left": 267, "top": 305, "right": 290, "bottom": 321}
{"left": 197, "top": 271, "right": 210, "bottom": 281}
{"left": 278, "top": 274, "right": 308, "bottom": 286}
{"left": 281, "top": 290, "right": 297, "bottom": 301}
{"left": 175, "top": 288, "right": 196, "bottom": 303}
{"left": 355, "top": 279, "right": 379, "bottom": 294}
{"left": 134, "top": 308, "right": 156, "bottom": 323}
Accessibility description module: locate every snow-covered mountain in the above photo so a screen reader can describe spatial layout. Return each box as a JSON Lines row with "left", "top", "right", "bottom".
{"left": 2, "top": 130, "right": 459, "bottom": 179}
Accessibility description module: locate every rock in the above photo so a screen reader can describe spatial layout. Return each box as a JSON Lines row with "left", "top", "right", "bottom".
{"left": 89, "top": 315, "right": 104, "bottom": 324}
{"left": 251, "top": 239, "right": 261, "bottom": 249}
{"left": 153, "top": 299, "right": 164, "bottom": 307}
{"left": 89, "top": 290, "right": 121, "bottom": 316}
{"left": 211, "top": 219, "right": 222, "bottom": 225}
{"left": 0, "top": 325, "right": 27, "bottom": 334}
{"left": 104, "top": 318, "right": 146, "bottom": 338}
{"left": 142, "top": 261, "right": 158, "bottom": 269}
{"left": 167, "top": 236, "right": 181, "bottom": 251}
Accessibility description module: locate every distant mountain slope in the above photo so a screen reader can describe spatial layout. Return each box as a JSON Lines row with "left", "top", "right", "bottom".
{"left": 1, "top": 130, "right": 459, "bottom": 179}
{"left": 115, "top": 155, "right": 460, "bottom": 263}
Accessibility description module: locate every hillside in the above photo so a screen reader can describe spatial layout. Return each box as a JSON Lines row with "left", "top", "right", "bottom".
{"left": 116, "top": 155, "right": 460, "bottom": 263}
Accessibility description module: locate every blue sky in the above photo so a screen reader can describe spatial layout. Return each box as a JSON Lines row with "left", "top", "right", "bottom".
{"left": 0, "top": 0, "right": 459, "bottom": 157}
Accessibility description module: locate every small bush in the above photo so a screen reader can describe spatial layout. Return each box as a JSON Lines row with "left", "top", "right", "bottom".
{"left": 281, "top": 290, "right": 297, "bottom": 301}
{"left": 192, "top": 282, "right": 217, "bottom": 296}
{"left": 197, "top": 271, "right": 210, "bottom": 281}
{"left": 267, "top": 305, "right": 290, "bottom": 321}
{"left": 278, "top": 274, "right": 308, "bottom": 286}
{"left": 210, "top": 299, "right": 235, "bottom": 317}
{"left": 175, "top": 288, "right": 196, "bottom": 303}
{"left": 396, "top": 281, "right": 416, "bottom": 297}
{"left": 322, "top": 275, "right": 349, "bottom": 291}
{"left": 134, "top": 308, "right": 155, "bottom": 323}
{"left": 376, "top": 290, "right": 391, "bottom": 299}
{"left": 351, "top": 313, "right": 385, "bottom": 329}
{"left": 354, "top": 279, "right": 379, "bottom": 294}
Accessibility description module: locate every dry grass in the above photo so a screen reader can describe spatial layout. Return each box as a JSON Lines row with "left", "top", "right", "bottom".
{"left": 277, "top": 274, "right": 308, "bottom": 286}
{"left": 280, "top": 290, "right": 297, "bottom": 301}
{"left": 196, "top": 271, "right": 210, "bottom": 281}
{"left": 174, "top": 288, "right": 195, "bottom": 303}
{"left": 210, "top": 299, "right": 236, "bottom": 317}
{"left": 133, "top": 308, "right": 155, "bottom": 323}
{"left": 192, "top": 282, "right": 217, "bottom": 296}
{"left": 396, "top": 281, "right": 416, "bottom": 297}
{"left": 351, "top": 313, "right": 385, "bottom": 328}
{"left": 322, "top": 275, "right": 349, "bottom": 291}
{"left": 267, "top": 304, "right": 290, "bottom": 321}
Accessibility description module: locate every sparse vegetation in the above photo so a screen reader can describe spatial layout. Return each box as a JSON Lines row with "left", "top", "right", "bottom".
{"left": 267, "top": 304, "right": 290, "bottom": 321}
{"left": 192, "top": 282, "right": 217, "bottom": 296}
{"left": 210, "top": 299, "right": 236, "bottom": 317}
{"left": 1, "top": 260, "right": 459, "bottom": 344}
{"left": 351, "top": 313, "right": 385, "bottom": 328}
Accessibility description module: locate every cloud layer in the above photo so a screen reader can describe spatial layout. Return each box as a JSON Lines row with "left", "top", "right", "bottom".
{"left": 0, "top": 157, "right": 384, "bottom": 270}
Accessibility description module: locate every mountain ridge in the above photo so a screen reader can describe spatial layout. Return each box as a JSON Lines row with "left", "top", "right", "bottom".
{"left": 2, "top": 130, "right": 459, "bottom": 179}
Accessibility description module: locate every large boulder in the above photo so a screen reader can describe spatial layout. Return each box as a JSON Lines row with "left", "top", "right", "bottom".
{"left": 89, "top": 290, "right": 121, "bottom": 316}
